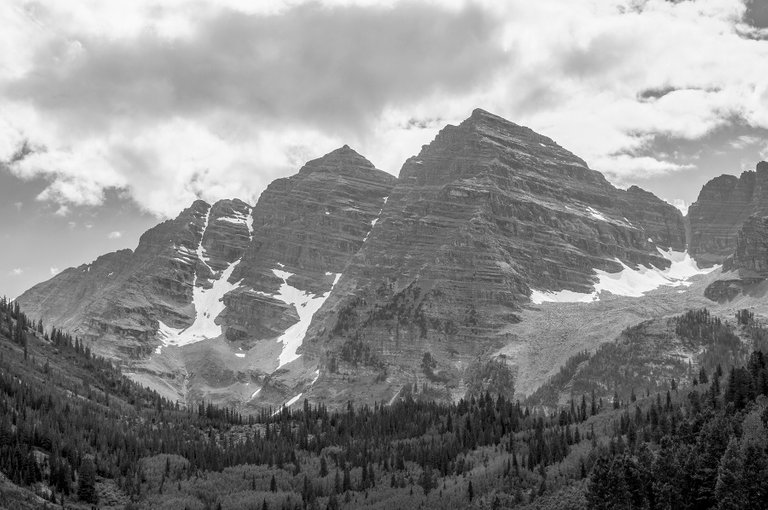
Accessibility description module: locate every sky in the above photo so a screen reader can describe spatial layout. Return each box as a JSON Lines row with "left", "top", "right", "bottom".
{"left": 0, "top": 0, "right": 767, "bottom": 298}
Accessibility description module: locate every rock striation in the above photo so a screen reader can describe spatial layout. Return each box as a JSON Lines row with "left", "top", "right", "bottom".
{"left": 705, "top": 214, "right": 768, "bottom": 302}
{"left": 300, "top": 109, "right": 687, "bottom": 404}
{"left": 688, "top": 161, "right": 768, "bottom": 266}
{"left": 15, "top": 110, "right": 691, "bottom": 408}
{"left": 17, "top": 146, "right": 396, "bottom": 405}
{"left": 729, "top": 214, "right": 768, "bottom": 278}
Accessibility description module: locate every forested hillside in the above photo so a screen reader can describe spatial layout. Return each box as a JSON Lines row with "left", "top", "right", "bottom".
{"left": 1, "top": 299, "right": 768, "bottom": 509}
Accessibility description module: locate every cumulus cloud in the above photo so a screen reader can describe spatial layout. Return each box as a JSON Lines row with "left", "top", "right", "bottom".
{"left": 0, "top": 0, "right": 766, "bottom": 217}
{"left": 9, "top": 268, "right": 23, "bottom": 276}
{"left": 107, "top": 231, "right": 122, "bottom": 239}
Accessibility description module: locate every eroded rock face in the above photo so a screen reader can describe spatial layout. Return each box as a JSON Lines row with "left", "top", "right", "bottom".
{"left": 730, "top": 214, "right": 768, "bottom": 278}
{"left": 16, "top": 146, "right": 396, "bottom": 406}
{"left": 222, "top": 145, "right": 397, "bottom": 346}
{"left": 704, "top": 214, "right": 768, "bottom": 302}
{"left": 300, "top": 109, "right": 686, "bottom": 404}
{"left": 17, "top": 199, "right": 251, "bottom": 356}
{"left": 689, "top": 162, "right": 768, "bottom": 266}
{"left": 15, "top": 111, "right": 689, "bottom": 408}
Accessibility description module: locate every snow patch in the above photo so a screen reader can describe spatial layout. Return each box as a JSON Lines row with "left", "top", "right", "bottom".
{"left": 285, "top": 393, "right": 303, "bottom": 407}
{"left": 196, "top": 208, "right": 213, "bottom": 273}
{"left": 250, "top": 387, "right": 261, "bottom": 399}
{"left": 270, "top": 269, "right": 343, "bottom": 368}
{"left": 530, "top": 289, "right": 597, "bottom": 304}
{"left": 363, "top": 196, "right": 389, "bottom": 242}
{"left": 271, "top": 393, "right": 303, "bottom": 415}
{"left": 311, "top": 369, "right": 320, "bottom": 386}
{"left": 235, "top": 353, "right": 245, "bottom": 358}
{"left": 156, "top": 204, "right": 245, "bottom": 349}
{"left": 530, "top": 249, "right": 719, "bottom": 304}
{"left": 157, "top": 260, "right": 242, "bottom": 347}
{"left": 586, "top": 206, "right": 608, "bottom": 222}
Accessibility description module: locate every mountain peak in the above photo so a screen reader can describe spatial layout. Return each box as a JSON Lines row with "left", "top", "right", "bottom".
{"left": 468, "top": 107, "right": 507, "bottom": 123}
{"left": 298, "top": 145, "right": 377, "bottom": 176}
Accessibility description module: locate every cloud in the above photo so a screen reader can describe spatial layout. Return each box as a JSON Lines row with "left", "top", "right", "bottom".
{"left": 0, "top": 1, "right": 508, "bottom": 217}
{"left": 49, "top": 267, "right": 59, "bottom": 276}
{"left": 0, "top": 0, "right": 767, "bottom": 217}
{"left": 107, "top": 231, "right": 122, "bottom": 239}
{"left": 8, "top": 268, "right": 23, "bottom": 276}
{"left": 6, "top": 3, "right": 507, "bottom": 134}
{"left": 730, "top": 135, "right": 762, "bottom": 149}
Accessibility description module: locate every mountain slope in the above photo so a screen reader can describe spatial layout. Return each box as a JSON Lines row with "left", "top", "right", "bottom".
{"left": 16, "top": 146, "right": 396, "bottom": 407}
{"left": 299, "top": 108, "right": 688, "bottom": 404}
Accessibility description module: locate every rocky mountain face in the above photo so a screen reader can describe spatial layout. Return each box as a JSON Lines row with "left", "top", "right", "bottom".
{"left": 729, "top": 214, "right": 768, "bottom": 278}
{"left": 16, "top": 198, "right": 254, "bottom": 357}
{"left": 16, "top": 109, "right": 706, "bottom": 409}
{"left": 300, "top": 109, "right": 687, "bottom": 404}
{"left": 688, "top": 161, "right": 768, "bottom": 266}
{"left": 704, "top": 214, "right": 768, "bottom": 302}
{"left": 17, "top": 146, "right": 395, "bottom": 405}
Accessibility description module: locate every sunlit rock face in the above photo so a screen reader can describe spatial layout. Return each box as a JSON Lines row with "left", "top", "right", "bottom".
{"left": 301, "top": 108, "right": 686, "bottom": 405}
{"left": 689, "top": 161, "right": 768, "bottom": 267}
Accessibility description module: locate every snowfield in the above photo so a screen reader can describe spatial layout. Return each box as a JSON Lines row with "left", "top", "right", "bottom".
{"left": 156, "top": 206, "right": 251, "bottom": 351}
{"left": 271, "top": 268, "right": 343, "bottom": 368}
{"left": 530, "top": 248, "right": 719, "bottom": 304}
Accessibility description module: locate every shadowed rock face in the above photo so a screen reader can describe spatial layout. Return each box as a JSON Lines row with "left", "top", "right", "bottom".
{"left": 704, "top": 214, "right": 768, "bottom": 303}
{"left": 300, "top": 109, "right": 685, "bottom": 404}
{"left": 689, "top": 161, "right": 768, "bottom": 266}
{"left": 731, "top": 214, "right": 768, "bottom": 278}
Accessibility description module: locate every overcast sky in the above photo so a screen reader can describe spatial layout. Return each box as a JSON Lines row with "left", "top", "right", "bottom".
{"left": 1, "top": 0, "right": 767, "bottom": 298}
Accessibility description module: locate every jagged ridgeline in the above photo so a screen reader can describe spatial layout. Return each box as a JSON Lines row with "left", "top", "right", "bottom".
{"left": 13, "top": 109, "right": 693, "bottom": 409}
{"left": 3, "top": 300, "right": 768, "bottom": 509}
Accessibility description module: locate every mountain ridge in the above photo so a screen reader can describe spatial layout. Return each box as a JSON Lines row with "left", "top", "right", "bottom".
{"left": 14, "top": 109, "right": 744, "bottom": 410}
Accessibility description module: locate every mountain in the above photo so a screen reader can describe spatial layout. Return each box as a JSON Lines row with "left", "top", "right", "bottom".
{"left": 704, "top": 213, "right": 768, "bottom": 302}
{"left": 17, "top": 145, "right": 396, "bottom": 406}
{"left": 688, "top": 161, "right": 768, "bottom": 266}
{"left": 16, "top": 109, "right": 709, "bottom": 408}
{"left": 299, "top": 108, "right": 688, "bottom": 404}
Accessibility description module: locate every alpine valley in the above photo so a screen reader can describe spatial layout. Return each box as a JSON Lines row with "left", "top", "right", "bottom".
{"left": 6, "top": 108, "right": 768, "bottom": 510}
{"left": 14, "top": 109, "right": 768, "bottom": 411}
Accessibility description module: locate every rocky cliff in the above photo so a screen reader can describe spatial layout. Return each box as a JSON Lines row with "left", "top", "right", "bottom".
{"left": 705, "top": 213, "right": 768, "bottom": 302}
{"left": 17, "top": 146, "right": 396, "bottom": 406}
{"left": 16, "top": 110, "right": 695, "bottom": 409}
{"left": 299, "top": 109, "right": 687, "bottom": 404}
{"left": 689, "top": 161, "right": 768, "bottom": 266}
{"left": 729, "top": 214, "right": 768, "bottom": 278}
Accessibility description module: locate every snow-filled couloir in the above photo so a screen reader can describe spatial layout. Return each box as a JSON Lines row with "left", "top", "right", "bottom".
{"left": 530, "top": 248, "right": 719, "bottom": 304}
